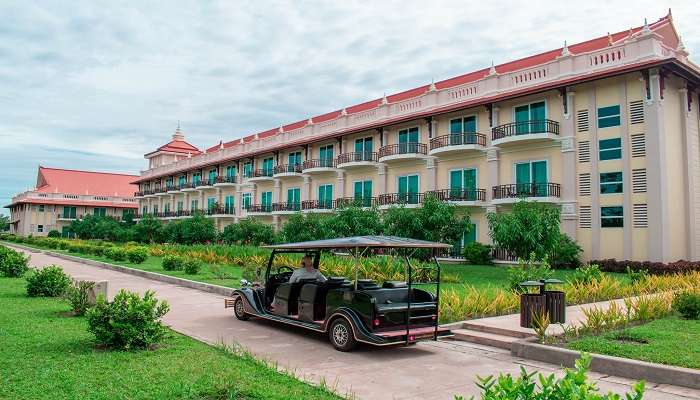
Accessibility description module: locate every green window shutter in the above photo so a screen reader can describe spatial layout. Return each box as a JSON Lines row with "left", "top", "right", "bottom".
{"left": 354, "top": 181, "right": 363, "bottom": 199}
{"left": 177, "top": 201, "right": 183, "bottom": 211}
{"left": 464, "top": 223, "right": 477, "bottom": 244}
{"left": 599, "top": 138, "right": 622, "bottom": 160}
{"left": 532, "top": 161, "right": 547, "bottom": 184}
{"left": 515, "top": 163, "right": 531, "bottom": 184}
{"left": 450, "top": 170, "right": 462, "bottom": 192}
{"left": 408, "top": 175, "right": 419, "bottom": 204}
{"left": 363, "top": 180, "right": 372, "bottom": 200}
{"left": 464, "top": 169, "right": 477, "bottom": 200}
{"left": 409, "top": 127, "right": 419, "bottom": 142}
{"left": 530, "top": 102, "right": 546, "bottom": 132}
{"left": 398, "top": 130, "right": 408, "bottom": 144}
{"left": 515, "top": 105, "right": 530, "bottom": 135}
{"left": 70, "top": 207, "right": 76, "bottom": 219}
{"left": 598, "top": 105, "right": 621, "bottom": 128}
{"left": 398, "top": 176, "right": 408, "bottom": 194}
{"left": 450, "top": 119, "right": 462, "bottom": 134}
{"left": 600, "top": 172, "right": 623, "bottom": 194}
{"left": 354, "top": 139, "right": 363, "bottom": 153}
{"left": 363, "top": 137, "right": 373, "bottom": 152}
{"left": 463, "top": 116, "right": 477, "bottom": 133}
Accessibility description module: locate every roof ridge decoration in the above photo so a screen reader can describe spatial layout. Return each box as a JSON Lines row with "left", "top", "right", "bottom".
{"left": 488, "top": 60, "right": 497, "bottom": 76}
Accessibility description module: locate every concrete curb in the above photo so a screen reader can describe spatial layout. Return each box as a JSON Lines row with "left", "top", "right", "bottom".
{"left": 511, "top": 338, "right": 700, "bottom": 390}
{"left": 3, "top": 242, "right": 236, "bottom": 298}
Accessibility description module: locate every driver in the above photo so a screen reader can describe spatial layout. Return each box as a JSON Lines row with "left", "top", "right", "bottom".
{"left": 289, "top": 255, "right": 327, "bottom": 283}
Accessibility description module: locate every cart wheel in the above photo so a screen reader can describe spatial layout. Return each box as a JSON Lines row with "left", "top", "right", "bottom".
{"left": 233, "top": 297, "right": 249, "bottom": 321}
{"left": 329, "top": 318, "right": 357, "bottom": 352}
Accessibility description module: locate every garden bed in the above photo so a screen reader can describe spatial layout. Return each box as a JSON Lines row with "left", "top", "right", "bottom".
{"left": 0, "top": 277, "right": 340, "bottom": 400}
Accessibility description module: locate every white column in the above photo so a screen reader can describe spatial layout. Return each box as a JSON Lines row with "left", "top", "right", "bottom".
{"left": 486, "top": 148, "right": 499, "bottom": 202}
{"left": 426, "top": 157, "right": 437, "bottom": 191}
{"left": 302, "top": 176, "right": 311, "bottom": 201}
{"left": 560, "top": 90, "right": 577, "bottom": 240}
{"left": 273, "top": 179, "right": 281, "bottom": 203}
{"left": 336, "top": 170, "right": 345, "bottom": 198}
{"left": 377, "top": 164, "right": 387, "bottom": 194}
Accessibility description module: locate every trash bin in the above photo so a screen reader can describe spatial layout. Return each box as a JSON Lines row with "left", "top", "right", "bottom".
{"left": 542, "top": 279, "right": 566, "bottom": 323}
{"left": 519, "top": 280, "right": 546, "bottom": 328}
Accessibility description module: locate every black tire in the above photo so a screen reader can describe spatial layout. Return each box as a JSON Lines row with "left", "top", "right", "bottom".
{"left": 233, "top": 296, "right": 250, "bottom": 321}
{"left": 328, "top": 318, "right": 357, "bottom": 352}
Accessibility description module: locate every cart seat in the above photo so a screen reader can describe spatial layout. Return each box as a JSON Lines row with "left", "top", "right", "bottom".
{"left": 356, "top": 279, "right": 380, "bottom": 290}
{"left": 272, "top": 278, "right": 318, "bottom": 316}
{"left": 382, "top": 281, "right": 407, "bottom": 288}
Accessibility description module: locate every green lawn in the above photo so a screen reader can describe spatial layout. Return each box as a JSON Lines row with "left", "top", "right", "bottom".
{"left": 567, "top": 316, "right": 700, "bottom": 369}
{"left": 0, "top": 277, "right": 341, "bottom": 400}
{"left": 441, "top": 263, "right": 584, "bottom": 290}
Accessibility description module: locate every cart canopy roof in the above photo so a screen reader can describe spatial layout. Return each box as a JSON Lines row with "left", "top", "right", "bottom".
{"left": 263, "top": 236, "right": 452, "bottom": 250}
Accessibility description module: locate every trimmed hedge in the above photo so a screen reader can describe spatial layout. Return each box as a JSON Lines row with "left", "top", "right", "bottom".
{"left": 591, "top": 259, "right": 700, "bottom": 274}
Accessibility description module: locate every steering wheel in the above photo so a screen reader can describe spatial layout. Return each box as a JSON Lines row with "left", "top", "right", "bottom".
{"left": 276, "top": 266, "right": 294, "bottom": 274}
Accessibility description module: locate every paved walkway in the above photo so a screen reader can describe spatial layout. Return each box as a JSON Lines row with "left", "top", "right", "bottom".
{"left": 14, "top": 247, "right": 700, "bottom": 400}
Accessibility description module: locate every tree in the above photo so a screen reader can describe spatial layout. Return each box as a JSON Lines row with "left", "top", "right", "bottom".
{"left": 220, "top": 218, "right": 275, "bottom": 246}
{"left": 179, "top": 213, "right": 217, "bottom": 244}
{"left": 132, "top": 214, "right": 164, "bottom": 243}
{"left": 324, "top": 205, "right": 384, "bottom": 238}
{"left": 383, "top": 194, "right": 471, "bottom": 245}
{"left": 279, "top": 213, "right": 330, "bottom": 243}
{"left": 0, "top": 214, "right": 9, "bottom": 232}
{"left": 487, "top": 200, "right": 562, "bottom": 260}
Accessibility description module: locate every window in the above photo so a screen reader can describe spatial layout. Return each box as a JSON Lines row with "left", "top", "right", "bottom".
{"left": 319, "top": 145, "right": 334, "bottom": 167}
{"left": 600, "top": 172, "right": 623, "bottom": 194}
{"left": 61, "top": 226, "right": 73, "bottom": 239}
{"left": 37, "top": 224, "right": 44, "bottom": 233}
{"left": 598, "top": 105, "right": 621, "bottom": 128}
{"left": 153, "top": 205, "right": 158, "bottom": 214}
{"left": 226, "top": 165, "right": 237, "bottom": 178}
{"left": 601, "top": 206, "right": 624, "bottom": 228}
{"left": 207, "top": 197, "right": 216, "bottom": 211}
{"left": 514, "top": 160, "right": 548, "bottom": 196}
{"left": 398, "top": 127, "right": 420, "bottom": 154}
{"left": 178, "top": 175, "right": 186, "bottom": 187}
{"left": 166, "top": 177, "right": 174, "bottom": 188}
{"left": 287, "top": 188, "right": 300, "bottom": 210}
{"left": 318, "top": 184, "right": 333, "bottom": 208}
{"left": 192, "top": 172, "right": 201, "bottom": 186}
{"left": 242, "top": 193, "right": 252, "bottom": 210}
{"left": 599, "top": 138, "right": 622, "bottom": 160}
{"left": 449, "top": 116, "right": 477, "bottom": 134}
{"left": 449, "top": 169, "right": 478, "bottom": 200}
{"left": 208, "top": 168, "right": 217, "bottom": 183}
{"left": 262, "top": 158, "right": 274, "bottom": 175}
{"left": 224, "top": 195, "right": 235, "bottom": 213}
{"left": 463, "top": 223, "right": 477, "bottom": 245}
{"left": 93, "top": 207, "right": 107, "bottom": 217}
{"left": 62, "top": 206, "right": 77, "bottom": 219}
{"left": 354, "top": 137, "right": 373, "bottom": 157}
{"left": 397, "top": 175, "right": 419, "bottom": 204}
{"left": 261, "top": 191, "right": 272, "bottom": 211}
{"left": 176, "top": 201, "right": 183, "bottom": 212}
{"left": 163, "top": 203, "right": 170, "bottom": 213}
{"left": 353, "top": 180, "right": 373, "bottom": 206}
{"left": 514, "top": 101, "right": 546, "bottom": 134}
{"left": 243, "top": 162, "right": 253, "bottom": 178}
{"left": 190, "top": 199, "right": 198, "bottom": 211}
{"left": 38, "top": 205, "right": 45, "bottom": 212}
{"left": 288, "top": 152, "right": 302, "bottom": 166}
{"left": 142, "top": 206, "right": 147, "bottom": 215}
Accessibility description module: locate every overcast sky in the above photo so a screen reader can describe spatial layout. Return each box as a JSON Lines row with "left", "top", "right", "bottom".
{"left": 1, "top": 1, "right": 698, "bottom": 211}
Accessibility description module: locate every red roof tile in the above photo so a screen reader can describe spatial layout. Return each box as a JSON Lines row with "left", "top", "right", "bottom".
{"left": 35, "top": 166, "right": 139, "bottom": 197}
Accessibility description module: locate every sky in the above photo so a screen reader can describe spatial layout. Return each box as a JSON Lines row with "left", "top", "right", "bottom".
{"left": 1, "top": 0, "right": 699, "bottom": 212}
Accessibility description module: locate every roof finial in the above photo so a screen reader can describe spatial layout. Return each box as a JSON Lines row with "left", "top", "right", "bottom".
{"left": 667, "top": 8, "right": 673, "bottom": 21}
{"left": 381, "top": 92, "right": 388, "bottom": 105}
{"left": 560, "top": 40, "right": 570, "bottom": 57}
{"left": 187, "top": 152, "right": 192, "bottom": 158}
{"left": 607, "top": 32, "right": 613, "bottom": 46}
{"left": 307, "top": 117, "right": 314, "bottom": 125}
{"left": 219, "top": 140, "right": 224, "bottom": 150}
{"left": 428, "top": 78, "right": 436, "bottom": 92}
{"left": 642, "top": 17, "right": 651, "bottom": 35}
{"left": 239, "top": 138, "right": 244, "bottom": 144}
{"left": 172, "top": 121, "right": 185, "bottom": 141}
{"left": 340, "top": 107, "right": 347, "bottom": 116}
{"left": 628, "top": 27, "right": 634, "bottom": 38}
{"left": 488, "top": 60, "right": 497, "bottom": 76}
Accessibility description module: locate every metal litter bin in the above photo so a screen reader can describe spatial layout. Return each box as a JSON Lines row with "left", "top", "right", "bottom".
{"left": 542, "top": 278, "right": 566, "bottom": 323}
{"left": 519, "top": 280, "right": 546, "bottom": 328}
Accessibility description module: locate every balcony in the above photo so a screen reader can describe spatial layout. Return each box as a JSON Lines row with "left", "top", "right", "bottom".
{"left": 302, "top": 159, "right": 338, "bottom": 174}
{"left": 491, "top": 183, "right": 561, "bottom": 204}
{"left": 214, "top": 176, "right": 237, "bottom": 187}
{"left": 195, "top": 178, "right": 216, "bottom": 190}
{"left": 206, "top": 206, "right": 235, "bottom": 218}
{"left": 377, "top": 193, "right": 424, "bottom": 209}
{"left": 273, "top": 164, "right": 304, "bottom": 179}
{"left": 166, "top": 185, "right": 180, "bottom": 194}
{"left": 246, "top": 204, "right": 272, "bottom": 216}
{"left": 427, "top": 188, "right": 486, "bottom": 205}
{"left": 378, "top": 143, "right": 428, "bottom": 163}
{"left": 272, "top": 202, "right": 301, "bottom": 214}
{"left": 335, "top": 196, "right": 378, "bottom": 208}
{"left": 429, "top": 133, "right": 486, "bottom": 156}
{"left": 301, "top": 200, "right": 336, "bottom": 213}
{"left": 491, "top": 120, "right": 559, "bottom": 147}
{"left": 247, "top": 169, "right": 274, "bottom": 183}
{"left": 336, "top": 152, "right": 379, "bottom": 169}
{"left": 143, "top": 189, "right": 157, "bottom": 198}
{"left": 180, "top": 182, "right": 197, "bottom": 192}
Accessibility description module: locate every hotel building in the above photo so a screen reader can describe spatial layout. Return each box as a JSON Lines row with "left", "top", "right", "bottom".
{"left": 6, "top": 167, "right": 138, "bottom": 237}
{"left": 134, "top": 13, "right": 700, "bottom": 262}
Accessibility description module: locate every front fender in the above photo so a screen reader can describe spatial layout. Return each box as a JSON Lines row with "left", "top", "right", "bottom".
{"left": 233, "top": 288, "right": 264, "bottom": 315}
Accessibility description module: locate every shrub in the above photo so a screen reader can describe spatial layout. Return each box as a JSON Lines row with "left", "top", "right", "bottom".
{"left": 673, "top": 291, "right": 700, "bottom": 320}
{"left": 591, "top": 258, "right": 700, "bottom": 274}
{"left": 455, "top": 355, "right": 644, "bottom": 400}
{"left": 63, "top": 280, "right": 96, "bottom": 316}
{"left": 183, "top": 258, "right": 202, "bottom": 275}
{"left": 549, "top": 233, "right": 582, "bottom": 269}
{"left": 86, "top": 289, "right": 170, "bottom": 350}
{"left": 162, "top": 255, "right": 185, "bottom": 271}
{"left": 462, "top": 242, "right": 493, "bottom": 265}
{"left": 126, "top": 247, "right": 149, "bottom": 264}
{"left": 0, "top": 247, "right": 30, "bottom": 277}
{"left": 26, "top": 265, "right": 71, "bottom": 297}
{"left": 47, "top": 230, "right": 61, "bottom": 238}
{"left": 220, "top": 219, "right": 275, "bottom": 246}
{"left": 487, "top": 200, "right": 562, "bottom": 260}
{"left": 507, "top": 254, "right": 553, "bottom": 293}
{"left": 568, "top": 264, "right": 604, "bottom": 285}
{"left": 104, "top": 247, "right": 127, "bottom": 261}
{"left": 89, "top": 245, "right": 105, "bottom": 257}
{"left": 626, "top": 266, "right": 649, "bottom": 283}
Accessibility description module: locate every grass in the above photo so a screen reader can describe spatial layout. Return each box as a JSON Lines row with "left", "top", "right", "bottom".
{"left": 567, "top": 316, "right": 700, "bottom": 369}
{"left": 0, "top": 277, "right": 342, "bottom": 400}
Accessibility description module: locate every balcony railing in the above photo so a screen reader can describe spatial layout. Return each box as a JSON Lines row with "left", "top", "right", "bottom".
{"left": 491, "top": 119, "right": 559, "bottom": 141}
{"left": 252, "top": 169, "right": 274, "bottom": 178}
{"left": 378, "top": 192, "right": 424, "bottom": 206}
{"left": 273, "top": 164, "right": 303, "bottom": 174}
{"left": 427, "top": 188, "right": 486, "bottom": 202}
{"left": 179, "top": 182, "right": 195, "bottom": 190}
{"left": 378, "top": 143, "right": 427, "bottom": 158}
{"left": 196, "top": 178, "right": 217, "bottom": 187}
{"left": 215, "top": 175, "right": 237, "bottom": 184}
{"left": 154, "top": 186, "right": 168, "bottom": 194}
{"left": 336, "top": 152, "right": 379, "bottom": 164}
{"left": 272, "top": 202, "right": 301, "bottom": 212}
{"left": 492, "top": 183, "right": 561, "bottom": 199}
{"left": 205, "top": 206, "right": 235, "bottom": 215}
{"left": 247, "top": 204, "right": 272, "bottom": 213}
{"left": 430, "top": 133, "right": 486, "bottom": 150}
{"left": 303, "top": 159, "right": 337, "bottom": 169}
{"left": 335, "top": 196, "right": 378, "bottom": 208}
{"left": 301, "top": 200, "right": 336, "bottom": 210}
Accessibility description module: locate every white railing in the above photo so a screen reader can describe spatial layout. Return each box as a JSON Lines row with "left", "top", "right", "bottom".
{"left": 140, "top": 33, "right": 677, "bottom": 181}
{"left": 11, "top": 191, "right": 136, "bottom": 205}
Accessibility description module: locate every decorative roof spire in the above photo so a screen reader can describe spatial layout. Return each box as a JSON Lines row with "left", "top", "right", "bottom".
{"left": 278, "top": 125, "right": 283, "bottom": 133}
{"left": 428, "top": 78, "right": 436, "bottom": 92}
{"left": 667, "top": 8, "right": 673, "bottom": 21}
{"left": 187, "top": 152, "right": 192, "bottom": 158}
{"left": 307, "top": 117, "right": 314, "bottom": 125}
{"left": 641, "top": 18, "right": 651, "bottom": 35}
{"left": 560, "top": 40, "right": 570, "bottom": 57}
{"left": 219, "top": 140, "right": 224, "bottom": 150}
{"left": 607, "top": 32, "right": 613, "bottom": 46}
{"left": 239, "top": 138, "right": 244, "bottom": 144}
{"left": 172, "top": 121, "right": 185, "bottom": 141}
{"left": 488, "top": 60, "right": 497, "bottom": 76}
{"left": 381, "top": 92, "right": 388, "bottom": 105}
{"left": 340, "top": 107, "right": 347, "bottom": 116}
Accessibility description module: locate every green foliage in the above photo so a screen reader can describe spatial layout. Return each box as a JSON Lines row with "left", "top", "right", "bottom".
{"left": 279, "top": 213, "right": 331, "bottom": 243}
{"left": 26, "top": 265, "right": 71, "bottom": 297}
{"left": 0, "top": 214, "right": 9, "bottom": 231}
{"left": 324, "top": 205, "right": 384, "bottom": 237}
{"left": 462, "top": 242, "right": 493, "bottom": 265}
{"left": 63, "top": 280, "right": 96, "bottom": 316}
{"left": 47, "top": 230, "right": 61, "bottom": 238}
{"left": 132, "top": 214, "right": 164, "bottom": 243}
{"left": 626, "top": 266, "right": 649, "bottom": 284}
{"left": 457, "top": 354, "right": 644, "bottom": 400}
{"left": 86, "top": 289, "right": 170, "bottom": 350}
{"left": 672, "top": 291, "right": 700, "bottom": 320}
{"left": 549, "top": 233, "right": 582, "bottom": 269}
{"left": 162, "top": 213, "right": 217, "bottom": 245}
{"left": 0, "top": 246, "right": 30, "bottom": 277}
{"left": 569, "top": 264, "right": 604, "bottom": 285}
{"left": 487, "top": 200, "right": 562, "bottom": 260}
{"left": 125, "top": 247, "right": 149, "bottom": 264}
{"left": 506, "top": 254, "right": 553, "bottom": 293}
{"left": 104, "top": 247, "right": 127, "bottom": 261}
{"left": 219, "top": 218, "right": 275, "bottom": 246}
{"left": 384, "top": 195, "right": 471, "bottom": 246}
{"left": 162, "top": 255, "right": 185, "bottom": 271}
{"left": 183, "top": 258, "right": 202, "bottom": 275}
{"left": 69, "top": 214, "right": 132, "bottom": 242}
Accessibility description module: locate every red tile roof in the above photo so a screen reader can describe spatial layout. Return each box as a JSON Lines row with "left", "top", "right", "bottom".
{"left": 151, "top": 139, "right": 201, "bottom": 156}
{"left": 35, "top": 166, "right": 139, "bottom": 197}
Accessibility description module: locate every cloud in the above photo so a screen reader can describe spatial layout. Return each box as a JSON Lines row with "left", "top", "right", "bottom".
{"left": 1, "top": 0, "right": 699, "bottom": 212}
